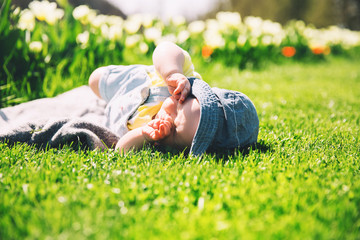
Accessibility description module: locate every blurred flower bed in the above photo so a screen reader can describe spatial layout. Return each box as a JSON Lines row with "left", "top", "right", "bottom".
{"left": 1, "top": 0, "right": 360, "bottom": 106}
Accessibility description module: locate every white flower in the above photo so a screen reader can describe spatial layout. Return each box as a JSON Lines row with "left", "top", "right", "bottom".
{"left": 29, "top": 0, "right": 64, "bottom": 25}
{"left": 22, "top": 184, "right": 29, "bottom": 194}
{"left": 216, "top": 11, "right": 241, "bottom": 29}
{"left": 203, "top": 30, "right": 225, "bottom": 48}
{"left": 206, "top": 19, "right": 220, "bottom": 32}
{"left": 73, "top": 5, "right": 90, "bottom": 19}
{"left": 272, "top": 35, "right": 283, "bottom": 46}
{"left": 139, "top": 42, "right": 149, "bottom": 53}
{"left": 57, "top": 196, "right": 67, "bottom": 203}
{"left": 237, "top": 35, "right": 247, "bottom": 46}
{"left": 303, "top": 27, "right": 318, "bottom": 39}
{"left": 106, "top": 15, "right": 124, "bottom": 26}
{"left": 295, "top": 20, "right": 306, "bottom": 31}
{"left": 46, "top": 8, "right": 64, "bottom": 25}
{"left": 124, "top": 18, "right": 141, "bottom": 34}
{"left": 244, "top": 16, "right": 263, "bottom": 31}
{"left": 76, "top": 31, "right": 89, "bottom": 47}
{"left": 44, "top": 54, "right": 51, "bottom": 63}
{"left": 112, "top": 188, "right": 121, "bottom": 194}
{"left": 144, "top": 27, "right": 162, "bottom": 42}
{"left": 108, "top": 25, "right": 123, "bottom": 41}
{"left": 125, "top": 34, "right": 141, "bottom": 48}
{"left": 340, "top": 30, "right": 360, "bottom": 47}
{"left": 244, "top": 16, "right": 263, "bottom": 38}
{"left": 177, "top": 30, "right": 190, "bottom": 43}
{"left": 29, "top": 41, "right": 43, "bottom": 53}
{"left": 315, "top": 26, "right": 360, "bottom": 48}
{"left": 100, "top": 24, "right": 109, "bottom": 39}
{"left": 188, "top": 20, "right": 205, "bottom": 34}
{"left": 261, "top": 35, "right": 272, "bottom": 46}
{"left": 261, "top": 20, "right": 283, "bottom": 36}
{"left": 18, "top": 9, "right": 35, "bottom": 31}
{"left": 72, "top": 5, "right": 96, "bottom": 25}
{"left": 90, "top": 14, "right": 107, "bottom": 28}
{"left": 197, "top": 197, "right": 205, "bottom": 210}
{"left": 29, "top": 0, "right": 55, "bottom": 21}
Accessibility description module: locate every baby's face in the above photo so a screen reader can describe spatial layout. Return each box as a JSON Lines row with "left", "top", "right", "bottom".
{"left": 155, "top": 96, "right": 200, "bottom": 150}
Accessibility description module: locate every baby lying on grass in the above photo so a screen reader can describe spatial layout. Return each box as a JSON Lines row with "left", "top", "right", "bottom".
{"left": 89, "top": 42, "right": 259, "bottom": 156}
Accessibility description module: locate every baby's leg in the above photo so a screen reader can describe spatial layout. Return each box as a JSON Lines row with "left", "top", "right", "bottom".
{"left": 89, "top": 67, "right": 106, "bottom": 99}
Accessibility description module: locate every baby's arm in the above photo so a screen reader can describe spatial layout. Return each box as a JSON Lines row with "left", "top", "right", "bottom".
{"left": 115, "top": 128, "right": 147, "bottom": 153}
{"left": 115, "top": 119, "right": 172, "bottom": 153}
{"left": 152, "top": 42, "right": 191, "bottom": 103}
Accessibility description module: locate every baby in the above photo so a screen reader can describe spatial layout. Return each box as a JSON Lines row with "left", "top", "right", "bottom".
{"left": 89, "top": 42, "right": 259, "bottom": 156}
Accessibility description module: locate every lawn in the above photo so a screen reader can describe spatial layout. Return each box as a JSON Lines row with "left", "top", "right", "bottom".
{"left": 0, "top": 56, "right": 359, "bottom": 239}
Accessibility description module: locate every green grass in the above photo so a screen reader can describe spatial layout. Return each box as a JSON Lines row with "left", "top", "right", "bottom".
{"left": 1, "top": 57, "right": 360, "bottom": 239}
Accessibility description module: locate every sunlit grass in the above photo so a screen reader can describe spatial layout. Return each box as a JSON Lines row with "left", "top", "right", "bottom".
{"left": 1, "top": 56, "right": 359, "bottom": 239}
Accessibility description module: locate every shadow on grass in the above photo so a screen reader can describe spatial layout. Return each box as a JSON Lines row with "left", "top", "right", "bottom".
{"left": 207, "top": 139, "right": 273, "bottom": 161}
{"left": 153, "top": 139, "right": 273, "bottom": 162}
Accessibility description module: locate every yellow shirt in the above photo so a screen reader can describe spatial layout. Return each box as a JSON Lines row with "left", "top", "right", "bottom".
{"left": 127, "top": 50, "right": 201, "bottom": 130}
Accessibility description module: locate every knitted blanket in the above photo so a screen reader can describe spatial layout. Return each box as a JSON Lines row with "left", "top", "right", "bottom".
{"left": 0, "top": 86, "right": 119, "bottom": 150}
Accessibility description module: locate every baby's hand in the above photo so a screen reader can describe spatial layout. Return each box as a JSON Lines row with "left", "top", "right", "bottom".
{"left": 142, "top": 119, "right": 172, "bottom": 142}
{"left": 166, "top": 73, "right": 190, "bottom": 103}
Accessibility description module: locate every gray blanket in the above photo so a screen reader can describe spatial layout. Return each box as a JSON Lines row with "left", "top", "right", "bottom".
{"left": 0, "top": 86, "right": 119, "bottom": 150}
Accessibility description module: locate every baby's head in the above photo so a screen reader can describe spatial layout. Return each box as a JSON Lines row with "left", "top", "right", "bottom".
{"left": 156, "top": 77, "right": 259, "bottom": 156}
